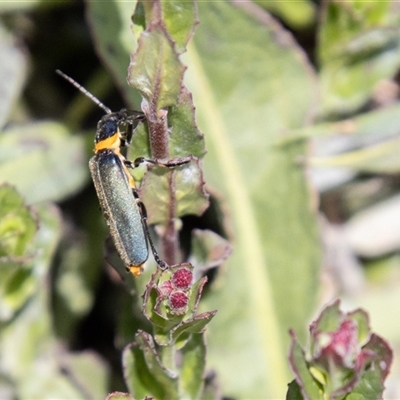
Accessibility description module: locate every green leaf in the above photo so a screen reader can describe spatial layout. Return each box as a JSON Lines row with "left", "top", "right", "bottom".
{"left": 345, "top": 369, "right": 384, "bottom": 400}
{"left": 348, "top": 309, "right": 371, "bottom": 345}
{"left": 179, "top": 333, "right": 206, "bottom": 400}
{"left": 0, "top": 122, "right": 89, "bottom": 204}
{"left": 139, "top": 0, "right": 197, "bottom": 54}
{"left": 139, "top": 160, "right": 208, "bottom": 225}
{"left": 128, "top": 87, "right": 206, "bottom": 160}
{"left": 128, "top": 86, "right": 208, "bottom": 225}
{"left": 0, "top": 23, "right": 27, "bottom": 129}
{"left": 185, "top": 2, "right": 320, "bottom": 397}
{"left": 171, "top": 311, "right": 217, "bottom": 347}
{"left": 288, "top": 333, "right": 324, "bottom": 400}
{"left": 123, "top": 331, "right": 179, "bottom": 399}
{"left": 318, "top": 0, "right": 400, "bottom": 116}
{"left": 311, "top": 300, "right": 342, "bottom": 333}
{"left": 160, "top": 0, "right": 197, "bottom": 53}
{"left": 168, "top": 86, "right": 206, "bottom": 159}
{"left": 85, "top": 0, "right": 142, "bottom": 107}
{"left": 363, "top": 333, "right": 393, "bottom": 381}
{"left": 128, "top": 24, "right": 185, "bottom": 109}
{"left": 286, "top": 379, "right": 306, "bottom": 400}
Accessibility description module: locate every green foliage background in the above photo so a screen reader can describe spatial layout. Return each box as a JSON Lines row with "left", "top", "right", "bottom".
{"left": 1, "top": 0, "right": 400, "bottom": 398}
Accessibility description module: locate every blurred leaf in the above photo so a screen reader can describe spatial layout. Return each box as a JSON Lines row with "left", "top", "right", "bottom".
{"left": 200, "top": 372, "right": 220, "bottom": 400}
{"left": 85, "top": 0, "right": 142, "bottom": 107}
{"left": 284, "top": 102, "right": 400, "bottom": 174}
{"left": 0, "top": 185, "right": 37, "bottom": 258}
{"left": 0, "top": 23, "right": 27, "bottom": 130}
{"left": 185, "top": 2, "right": 320, "bottom": 397}
{"left": 189, "top": 229, "right": 232, "bottom": 279}
{"left": 310, "top": 137, "right": 400, "bottom": 174}
{"left": 0, "top": 265, "right": 34, "bottom": 322}
{"left": 0, "top": 185, "right": 38, "bottom": 322}
{"left": 179, "top": 333, "right": 206, "bottom": 399}
{"left": 283, "top": 102, "right": 400, "bottom": 143}
{"left": 318, "top": 0, "right": 400, "bottom": 117}
{"left": 63, "top": 351, "right": 109, "bottom": 399}
{"left": 128, "top": 24, "right": 185, "bottom": 109}
{"left": 0, "top": 200, "right": 109, "bottom": 399}
{"left": 52, "top": 225, "right": 98, "bottom": 339}
{"left": 254, "top": 0, "right": 316, "bottom": 29}
{"left": 0, "top": 122, "right": 89, "bottom": 204}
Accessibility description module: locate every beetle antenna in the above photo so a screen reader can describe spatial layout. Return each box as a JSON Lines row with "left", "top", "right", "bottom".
{"left": 56, "top": 69, "right": 112, "bottom": 114}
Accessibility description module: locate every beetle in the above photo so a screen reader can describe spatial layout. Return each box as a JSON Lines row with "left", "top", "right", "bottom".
{"left": 56, "top": 70, "right": 187, "bottom": 276}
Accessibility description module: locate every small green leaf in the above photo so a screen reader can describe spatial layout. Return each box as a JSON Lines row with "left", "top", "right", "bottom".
{"left": 348, "top": 309, "right": 371, "bottom": 345}
{"left": 128, "top": 24, "right": 185, "bottom": 109}
{"left": 346, "top": 370, "right": 384, "bottom": 400}
{"left": 0, "top": 122, "right": 88, "bottom": 204}
{"left": 161, "top": 0, "right": 197, "bottom": 53}
{"left": 311, "top": 300, "right": 342, "bottom": 333}
{"left": 288, "top": 332, "right": 324, "bottom": 400}
{"left": 179, "top": 333, "right": 206, "bottom": 400}
{"left": 286, "top": 379, "right": 305, "bottom": 400}
{"left": 363, "top": 334, "right": 393, "bottom": 381}
{"left": 123, "top": 331, "right": 179, "bottom": 399}
{"left": 171, "top": 311, "right": 217, "bottom": 347}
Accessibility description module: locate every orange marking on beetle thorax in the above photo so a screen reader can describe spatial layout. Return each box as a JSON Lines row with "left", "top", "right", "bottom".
{"left": 94, "top": 132, "right": 120, "bottom": 153}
